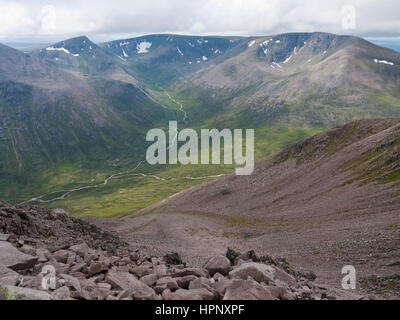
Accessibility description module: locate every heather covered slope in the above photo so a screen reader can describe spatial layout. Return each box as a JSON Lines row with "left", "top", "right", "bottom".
{"left": 157, "top": 119, "right": 400, "bottom": 214}
{"left": 110, "top": 119, "right": 400, "bottom": 296}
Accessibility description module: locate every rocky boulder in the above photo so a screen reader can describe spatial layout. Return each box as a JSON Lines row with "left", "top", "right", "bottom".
{"left": 3, "top": 285, "right": 55, "bottom": 300}
{"left": 204, "top": 256, "right": 232, "bottom": 276}
{"left": 0, "top": 266, "right": 21, "bottom": 286}
{"left": 229, "top": 262, "right": 276, "bottom": 284}
{"left": 106, "top": 272, "right": 158, "bottom": 300}
{"left": 223, "top": 279, "right": 274, "bottom": 300}
{"left": 0, "top": 241, "right": 38, "bottom": 271}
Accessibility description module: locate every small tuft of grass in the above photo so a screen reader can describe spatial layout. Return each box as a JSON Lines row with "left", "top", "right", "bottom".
{"left": 0, "top": 287, "right": 24, "bottom": 300}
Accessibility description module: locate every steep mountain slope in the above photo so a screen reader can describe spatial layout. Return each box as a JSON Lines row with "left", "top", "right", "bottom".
{"left": 114, "top": 119, "right": 400, "bottom": 292}
{"left": 0, "top": 43, "right": 172, "bottom": 198}
{"left": 168, "top": 33, "right": 400, "bottom": 127}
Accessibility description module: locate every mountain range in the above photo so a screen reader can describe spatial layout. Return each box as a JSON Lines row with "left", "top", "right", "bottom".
{"left": 0, "top": 32, "right": 399, "bottom": 213}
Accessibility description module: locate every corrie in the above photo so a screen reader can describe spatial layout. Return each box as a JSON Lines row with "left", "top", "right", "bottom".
{"left": 146, "top": 121, "right": 254, "bottom": 175}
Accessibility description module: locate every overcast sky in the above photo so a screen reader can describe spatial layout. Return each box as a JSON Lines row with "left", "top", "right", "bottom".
{"left": 0, "top": 0, "right": 399, "bottom": 46}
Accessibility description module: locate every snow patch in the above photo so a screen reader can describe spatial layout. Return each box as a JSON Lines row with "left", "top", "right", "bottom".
{"left": 214, "top": 49, "right": 221, "bottom": 54}
{"left": 177, "top": 47, "right": 184, "bottom": 56}
{"left": 259, "top": 39, "right": 273, "bottom": 55}
{"left": 137, "top": 41, "right": 152, "bottom": 54}
{"left": 46, "top": 46, "right": 79, "bottom": 57}
{"left": 46, "top": 46, "right": 71, "bottom": 54}
{"left": 122, "top": 49, "right": 128, "bottom": 58}
{"left": 248, "top": 40, "right": 256, "bottom": 47}
{"left": 272, "top": 62, "right": 282, "bottom": 68}
{"left": 374, "top": 58, "right": 394, "bottom": 66}
{"left": 202, "top": 56, "right": 208, "bottom": 61}
{"left": 283, "top": 55, "right": 292, "bottom": 64}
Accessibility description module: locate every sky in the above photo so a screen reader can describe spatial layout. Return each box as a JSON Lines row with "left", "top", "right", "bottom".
{"left": 0, "top": 0, "right": 399, "bottom": 51}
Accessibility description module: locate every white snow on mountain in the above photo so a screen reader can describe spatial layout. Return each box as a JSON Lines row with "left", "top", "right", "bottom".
{"left": 283, "top": 55, "right": 292, "bottom": 64}
{"left": 259, "top": 39, "right": 273, "bottom": 55}
{"left": 177, "top": 47, "right": 184, "bottom": 56}
{"left": 137, "top": 41, "right": 152, "bottom": 54}
{"left": 202, "top": 56, "right": 208, "bottom": 61}
{"left": 46, "top": 46, "right": 79, "bottom": 57}
{"left": 374, "top": 58, "right": 394, "bottom": 66}
{"left": 46, "top": 47, "right": 71, "bottom": 54}
{"left": 248, "top": 40, "right": 256, "bottom": 47}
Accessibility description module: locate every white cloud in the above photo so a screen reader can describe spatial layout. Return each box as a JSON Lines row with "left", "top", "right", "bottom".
{"left": 0, "top": 0, "right": 399, "bottom": 41}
